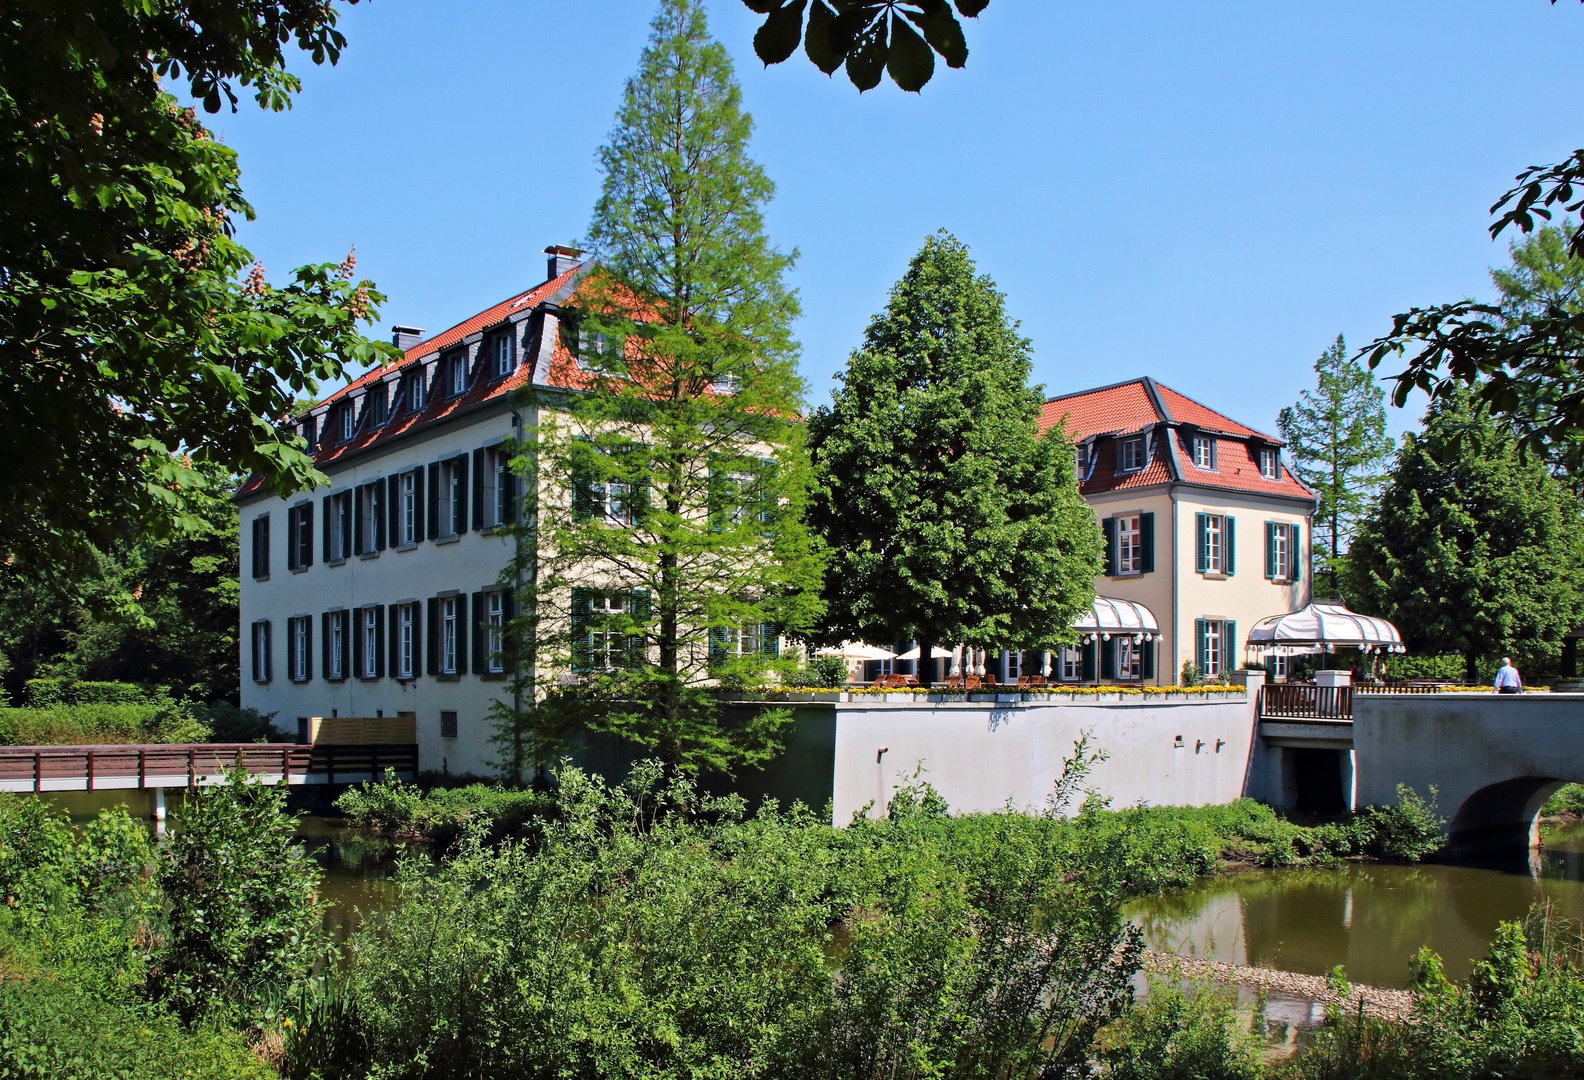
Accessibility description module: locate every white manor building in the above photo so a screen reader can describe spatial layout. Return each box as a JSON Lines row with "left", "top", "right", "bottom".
{"left": 238, "top": 247, "right": 592, "bottom": 774}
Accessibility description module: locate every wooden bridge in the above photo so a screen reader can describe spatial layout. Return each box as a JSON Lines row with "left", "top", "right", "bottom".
{"left": 0, "top": 741, "right": 418, "bottom": 795}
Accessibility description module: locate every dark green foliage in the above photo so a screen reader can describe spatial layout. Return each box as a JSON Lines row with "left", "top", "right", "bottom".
{"left": 1278, "top": 334, "right": 1391, "bottom": 593}
{"left": 1379, "top": 654, "right": 1465, "bottom": 681}
{"left": 0, "top": 978, "right": 272, "bottom": 1080}
{"left": 0, "top": 701, "right": 209, "bottom": 746}
{"left": 1, "top": 1, "right": 395, "bottom": 587}
{"left": 742, "top": 0, "right": 990, "bottom": 92}
{"left": 340, "top": 761, "right": 1143, "bottom": 1079}
{"left": 334, "top": 770, "right": 558, "bottom": 847}
{"left": 1342, "top": 388, "right": 1584, "bottom": 681}
{"left": 808, "top": 231, "right": 1100, "bottom": 682}
{"left": 509, "top": 0, "right": 823, "bottom": 779}
{"left": 150, "top": 771, "right": 327, "bottom": 1024}
{"left": 1096, "top": 979, "right": 1264, "bottom": 1080}
{"left": 785, "top": 654, "right": 851, "bottom": 687}
{"left": 196, "top": 702, "right": 286, "bottom": 744}
{"left": 1542, "top": 782, "right": 1584, "bottom": 817}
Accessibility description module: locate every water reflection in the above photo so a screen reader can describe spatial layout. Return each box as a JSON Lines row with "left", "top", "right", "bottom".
{"left": 294, "top": 816, "right": 412, "bottom": 950}
{"left": 1127, "top": 821, "right": 1584, "bottom": 988}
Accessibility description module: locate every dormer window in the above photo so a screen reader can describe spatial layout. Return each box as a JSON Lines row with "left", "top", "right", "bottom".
{"left": 409, "top": 369, "right": 425, "bottom": 412}
{"left": 1074, "top": 445, "right": 1087, "bottom": 473}
{"left": 1118, "top": 436, "right": 1146, "bottom": 472}
{"left": 493, "top": 333, "right": 513, "bottom": 378}
{"left": 580, "top": 327, "right": 622, "bottom": 374}
{"left": 340, "top": 404, "right": 354, "bottom": 443}
{"left": 367, "top": 386, "right": 387, "bottom": 427}
{"left": 448, "top": 352, "right": 467, "bottom": 397}
{"left": 1191, "top": 434, "right": 1215, "bottom": 470}
{"left": 1259, "top": 447, "right": 1279, "bottom": 480}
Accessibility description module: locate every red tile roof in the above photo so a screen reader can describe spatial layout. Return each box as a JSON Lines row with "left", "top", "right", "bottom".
{"left": 238, "top": 263, "right": 592, "bottom": 499}
{"left": 1041, "top": 377, "right": 1314, "bottom": 504}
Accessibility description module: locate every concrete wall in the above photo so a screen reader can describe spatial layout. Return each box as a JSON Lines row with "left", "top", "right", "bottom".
{"left": 1354, "top": 693, "right": 1584, "bottom": 854}
{"left": 718, "top": 695, "right": 1257, "bottom": 824}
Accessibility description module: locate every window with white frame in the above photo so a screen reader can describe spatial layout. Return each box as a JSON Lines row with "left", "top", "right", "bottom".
{"left": 486, "top": 592, "right": 506, "bottom": 673}
{"left": 713, "top": 623, "right": 768, "bottom": 660}
{"left": 395, "top": 603, "right": 416, "bottom": 679}
{"left": 1060, "top": 647, "right": 1083, "bottom": 682}
{"left": 580, "top": 328, "right": 620, "bottom": 373}
{"left": 440, "top": 596, "right": 458, "bottom": 675}
{"left": 1074, "top": 445, "right": 1087, "bottom": 473}
{"left": 1273, "top": 525, "right": 1289, "bottom": 580}
{"left": 251, "top": 621, "right": 271, "bottom": 682}
{"left": 1004, "top": 650, "right": 1021, "bottom": 681}
{"left": 1272, "top": 652, "right": 1289, "bottom": 680}
{"left": 340, "top": 404, "right": 354, "bottom": 443}
{"left": 408, "top": 369, "right": 425, "bottom": 412}
{"left": 493, "top": 333, "right": 513, "bottom": 378}
{"left": 328, "top": 491, "right": 352, "bottom": 561}
{"left": 1192, "top": 434, "right": 1215, "bottom": 469}
{"left": 327, "top": 610, "right": 347, "bottom": 680}
{"left": 359, "top": 484, "right": 380, "bottom": 553}
{"left": 1117, "top": 515, "right": 1142, "bottom": 574}
{"left": 482, "top": 446, "right": 511, "bottom": 527}
{"left": 1260, "top": 447, "right": 1279, "bottom": 480}
{"left": 289, "top": 616, "right": 310, "bottom": 682}
{"left": 448, "top": 352, "right": 466, "bottom": 397}
{"left": 590, "top": 592, "right": 630, "bottom": 670}
{"left": 710, "top": 371, "right": 741, "bottom": 395}
{"left": 361, "top": 608, "right": 379, "bottom": 678}
{"left": 400, "top": 471, "right": 418, "bottom": 545}
{"left": 1203, "top": 514, "right": 1225, "bottom": 573}
{"left": 1119, "top": 436, "right": 1146, "bottom": 471}
{"left": 366, "top": 386, "right": 387, "bottom": 427}
{"left": 1200, "top": 620, "right": 1225, "bottom": 676}
{"left": 1115, "top": 638, "right": 1142, "bottom": 681}
{"left": 439, "top": 459, "right": 461, "bottom": 536}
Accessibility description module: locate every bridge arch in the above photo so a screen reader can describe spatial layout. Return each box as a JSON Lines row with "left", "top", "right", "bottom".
{"left": 1447, "top": 777, "right": 1567, "bottom": 857}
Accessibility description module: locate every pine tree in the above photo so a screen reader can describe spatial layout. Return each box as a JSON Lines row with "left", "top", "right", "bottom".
{"left": 1342, "top": 389, "right": 1584, "bottom": 684}
{"left": 1277, "top": 334, "right": 1391, "bottom": 595}
{"left": 500, "top": 0, "right": 824, "bottom": 779}
{"left": 806, "top": 231, "right": 1100, "bottom": 685}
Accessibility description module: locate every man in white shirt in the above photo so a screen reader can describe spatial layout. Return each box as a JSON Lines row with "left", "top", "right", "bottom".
{"left": 1494, "top": 657, "right": 1523, "bottom": 695}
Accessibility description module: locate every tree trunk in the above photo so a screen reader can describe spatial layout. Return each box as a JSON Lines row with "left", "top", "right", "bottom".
{"left": 1465, "top": 651, "right": 1479, "bottom": 687}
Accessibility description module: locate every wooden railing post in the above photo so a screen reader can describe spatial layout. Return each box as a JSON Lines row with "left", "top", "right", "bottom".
{"left": 187, "top": 746, "right": 196, "bottom": 789}
{"left": 138, "top": 747, "right": 146, "bottom": 789}
{"left": 86, "top": 749, "right": 95, "bottom": 792}
{"left": 33, "top": 751, "right": 41, "bottom": 794}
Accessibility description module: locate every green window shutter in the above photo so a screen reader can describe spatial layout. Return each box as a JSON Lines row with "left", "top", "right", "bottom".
{"left": 1225, "top": 621, "right": 1237, "bottom": 667}
{"left": 374, "top": 606, "right": 386, "bottom": 678}
{"left": 471, "top": 591, "right": 486, "bottom": 674}
{"left": 1195, "top": 618, "right": 1207, "bottom": 673}
{"left": 758, "top": 458, "right": 777, "bottom": 535}
{"left": 387, "top": 475, "right": 401, "bottom": 545}
{"left": 1102, "top": 517, "right": 1117, "bottom": 575}
{"left": 388, "top": 605, "right": 400, "bottom": 679}
{"left": 1289, "top": 525, "right": 1301, "bottom": 585}
{"left": 373, "top": 484, "right": 386, "bottom": 551}
{"left": 1265, "top": 521, "right": 1276, "bottom": 580}
{"left": 1081, "top": 640, "right": 1096, "bottom": 682}
{"left": 353, "top": 486, "right": 365, "bottom": 556}
{"left": 1140, "top": 512, "right": 1155, "bottom": 573}
{"left": 707, "top": 468, "right": 727, "bottom": 533}
{"left": 1100, "top": 638, "right": 1116, "bottom": 679}
{"left": 761, "top": 624, "right": 779, "bottom": 658}
{"left": 709, "top": 627, "right": 728, "bottom": 668}
{"left": 1142, "top": 639, "right": 1155, "bottom": 680}
{"left": 454, "top": 454, "right": 470, "bottom": 534}
{"left": 426, "top": 464, "right": 440, "bottom": 541}
{"left": 572, "top": 475, "right": 594, "bottom": 521}
{"left": 322, "top": 612, "right": 331, "bottom": 680}
{"left": 570, "top": 588, "right": 592, "bottom": 674}
{"left": 323, "top": 496, "right": 333, "bottom": 562}
{"left": 1195, "top": 513, "right": 1207, "bottom": 573}
{"left": 628, "top": 589, "right": 650, "bottom": 667}
{"left": 352, "top": 608, "right": 365, "bottom": 677}
{"left": 472, "top": 449, "right": 486, "bottom": 531}
{"left": 426, "top": 598, "right": 439, "bottom": 676}
{"left": 410, "top": 602, "right": 421, "bottom": 679}
{"left": 1224, "top": 516, "right": 1236, "bottom": 576}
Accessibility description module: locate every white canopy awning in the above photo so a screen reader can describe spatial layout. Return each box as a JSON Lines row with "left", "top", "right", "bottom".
{"left": 1072, "top": 596, "right": 1161, "bottom": 639}
{"left": 815, "top": 641, "right": 897, "bottom": 660}
{"left": 1246, "top": 601, "right": 1404, "bottom": 652}
{"left": 895, "top": 645, "right": 954, "bottom": 661}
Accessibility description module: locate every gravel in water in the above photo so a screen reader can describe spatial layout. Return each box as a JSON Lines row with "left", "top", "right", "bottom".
{"left": 1143, "top": 951, "right": 1417, "bottom": 1022}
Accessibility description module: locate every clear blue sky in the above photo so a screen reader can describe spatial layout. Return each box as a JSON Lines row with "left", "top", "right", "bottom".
{"left": 208, "top": 0, "right": 1584, "bottom": 440}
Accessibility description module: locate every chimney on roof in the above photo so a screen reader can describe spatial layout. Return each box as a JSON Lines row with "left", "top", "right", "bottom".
{"left": 545, "top": 245, "right": 584, "bottom": 280}
{"left": 391, "top": 325, "right": 425, "bottom": 351}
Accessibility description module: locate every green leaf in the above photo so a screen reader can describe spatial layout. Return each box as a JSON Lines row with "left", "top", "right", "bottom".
{"left": 754, "top": 0, "right": 807, "bottom": 65}
{"left": 804, "top": 0, "right": 844, "bottom": 74}
{"left": 740, "top": 0, "right": 780, "bottom": 12}
{"left": 954, "top": 0, "right": 991, "bottom": 15}
{"left": 887, "top": 12, "right": 935, "bottom": 90}
{"left": 907, "top": 1, "right": 969, "bottom": 68}
{"left": 845, "top": 18, "right": 888, "bottom": 91}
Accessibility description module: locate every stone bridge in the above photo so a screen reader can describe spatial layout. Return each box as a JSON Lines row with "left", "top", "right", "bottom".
{"left": 1253, "top": 690, "right": 1584, "bottom": 856}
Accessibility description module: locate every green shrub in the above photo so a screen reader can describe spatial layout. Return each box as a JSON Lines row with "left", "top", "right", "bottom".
{"left": 1096, "top": 979, "right": 1264, "bottom": 1080}
{"left": 149, "top": 769, "right": 327, "bottom": 1025}
{"left": 1180, "top": 662, "right": 1202, "bottom": 687}
{"left": 0, "top": 700, "right": 208, "bottom": 745}
{"left": 1380, "top": 654, "right": 1465, "bottom": 681}
{"left": 785, "top": 654, "right": 851, "bottom": 688}
{"left": 197, "top": 701, "right": 285, "bottom": 743}
{"left": 23, "top": 678, "right": 159, "bottom": 707}
{"left": 334, "top": 770, "right": 558, "bottom": 846}
{"left": 1542, "top": 783, "right": 1584, "bottom": 818}
{"left": 0, "top": 977, "right": 273, "bottom": 1080}
{"left": 1352, "top": 784, "right": 1446, "bottom": 863}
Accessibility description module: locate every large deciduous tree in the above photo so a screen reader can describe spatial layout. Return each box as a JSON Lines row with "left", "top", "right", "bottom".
{"left": 499, "top": 0, "right": 825, "bottom": 780}
{"left": 1342, "top": 389, "right": 1584, "bottom": 684}
{"left": 1277, "top": 334, "right": 1391, "bottom": 595}
{"left": 1, "top": 1, "right": 395, "bottom": 589}
{"left": 807, "top": 230, "right": 1100, "bottom": 686}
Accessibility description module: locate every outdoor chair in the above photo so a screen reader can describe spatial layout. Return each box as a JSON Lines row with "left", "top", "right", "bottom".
{"left": 940, "top": 675, "right": 965, "bottom": 689}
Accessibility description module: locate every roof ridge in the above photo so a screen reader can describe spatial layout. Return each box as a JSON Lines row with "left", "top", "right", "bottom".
{"left": 1044, "top": 375, "right": 1150, "bottom": 405}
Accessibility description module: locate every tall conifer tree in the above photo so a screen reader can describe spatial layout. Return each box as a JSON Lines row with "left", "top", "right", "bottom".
{"left": 807, "top": 231, "right": 1100, "bottom": 685}
{"left": 501, "top": 0, "right": 824, "bottom": 779}
{"left": 1277, "top": 334, "right": 1391, "bottom": 594}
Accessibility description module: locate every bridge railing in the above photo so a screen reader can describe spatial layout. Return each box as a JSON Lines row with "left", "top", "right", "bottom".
{"left": 1258, "top": 684, "right": 1353, "bottom": 721}
{"left": 0, "top": 742, "right": 418, "bottom": 792}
